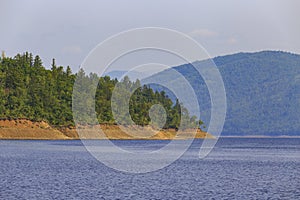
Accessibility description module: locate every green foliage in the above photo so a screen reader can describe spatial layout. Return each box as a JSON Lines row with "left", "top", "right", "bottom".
{"left": 0, "top": 52, "right": 75, "bottom": 125}
{"left": 0, "top": 52, "right": 201, "bottom": 129}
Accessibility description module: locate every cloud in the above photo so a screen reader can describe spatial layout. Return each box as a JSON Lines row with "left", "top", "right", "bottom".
{"left": 189, "top": 29, "right": 219, "bottom": 38}
{"left": 227, "top": 37, "right": 238, "bottom": 44}
{"left": 61, "top": 45, "right": 82, "bottom": 54}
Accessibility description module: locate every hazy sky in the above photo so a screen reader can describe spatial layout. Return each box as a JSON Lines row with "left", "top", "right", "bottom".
{"left": 0, "top": 0, "right": 299, "bottom": 72}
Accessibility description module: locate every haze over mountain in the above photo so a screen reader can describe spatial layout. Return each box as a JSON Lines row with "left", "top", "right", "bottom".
{"left": 144, "top": 51, "right": 300, "bottom": 136}
{"left": 104, "top": 70, "right": 146, "bottom": 81}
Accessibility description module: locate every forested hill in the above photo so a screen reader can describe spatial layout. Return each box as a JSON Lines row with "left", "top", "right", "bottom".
{"left": 0, "top": 52, "right": 201, "bottom": 129}
{"left": 146, "top": 51, "right": 300, "bottom": 136}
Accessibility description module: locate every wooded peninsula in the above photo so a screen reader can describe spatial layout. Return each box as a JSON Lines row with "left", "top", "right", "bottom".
{"left": 0, "top": 52, "right": 210, "bottom": 139}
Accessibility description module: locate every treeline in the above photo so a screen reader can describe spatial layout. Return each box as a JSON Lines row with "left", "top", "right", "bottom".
{"left": 0, "top": 52, "right": 202, "bottom": 129}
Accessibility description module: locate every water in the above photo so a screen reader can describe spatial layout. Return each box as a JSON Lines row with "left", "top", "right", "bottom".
{"left": 0, "top": 138, "right": 299, "bottom": 199}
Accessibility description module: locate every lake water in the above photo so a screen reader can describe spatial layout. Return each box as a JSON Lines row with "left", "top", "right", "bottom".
{"left": 0, "top": 138, "right": 299, "bottom": 199}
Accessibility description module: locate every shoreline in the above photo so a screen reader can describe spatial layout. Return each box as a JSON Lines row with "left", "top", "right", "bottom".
{"left": 0, "top": 119, "right": 214, "bottom": 140}
{"left": 2, "top": 119, "right": 298, "bottom": 140}
{"left": 220, "top": 135, "right": 300, "bottom": 139}
{"left": 2, "top": 136, "right": 299, "bottom": 140}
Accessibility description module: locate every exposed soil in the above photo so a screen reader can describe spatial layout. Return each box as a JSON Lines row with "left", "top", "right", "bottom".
{"left": 0, "top": 119, "right": 70, "bottom": 140}
{"left": 0, "top": 119, "right": 214, "bottom": 140}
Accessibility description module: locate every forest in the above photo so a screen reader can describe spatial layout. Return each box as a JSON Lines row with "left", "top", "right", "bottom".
{"left": 0, "top": 52, "right": 202, "bottom": 129}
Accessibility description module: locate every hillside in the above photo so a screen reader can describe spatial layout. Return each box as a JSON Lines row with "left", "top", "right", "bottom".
{"left": 1, "top": 51, "right": 298, "bottom": 137}
{"left": 145, "top": 51, "right": 300, "bottom": 136}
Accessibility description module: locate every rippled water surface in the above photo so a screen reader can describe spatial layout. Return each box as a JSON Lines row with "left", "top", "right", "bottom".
{"left": 1, "top": 138, "right": 299, "bottom": 199}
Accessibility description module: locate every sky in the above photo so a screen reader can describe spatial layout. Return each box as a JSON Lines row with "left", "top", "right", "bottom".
{"left": 0, "top": 0, "right": 299, "bottom": 73}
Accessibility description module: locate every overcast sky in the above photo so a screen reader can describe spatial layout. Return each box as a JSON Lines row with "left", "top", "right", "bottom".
{"left": 0, "top": 0, "right": 299, "bottom": 72}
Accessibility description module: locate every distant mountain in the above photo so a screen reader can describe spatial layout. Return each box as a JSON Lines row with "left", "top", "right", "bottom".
{"left": 144, "top": 51, "right": 300, "bottom": 136}
{"left": 104, "top": 70, "right": 146, "bottom": 81}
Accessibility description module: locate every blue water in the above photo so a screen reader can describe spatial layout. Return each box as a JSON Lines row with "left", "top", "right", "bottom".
{"left": 0, "top": 138, "right": 299, "bottom": 199}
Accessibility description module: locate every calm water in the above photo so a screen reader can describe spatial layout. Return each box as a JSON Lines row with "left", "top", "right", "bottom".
{"left": 0, "top": 138, "right": 299, "bottom": 199}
